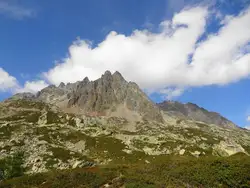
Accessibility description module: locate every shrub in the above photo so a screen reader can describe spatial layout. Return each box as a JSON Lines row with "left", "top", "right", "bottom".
{"left": 0, "top": 151, "right": 25, "bottom": 180}
{"left": 46, "top": 111, "right": 61, "bottom": 124}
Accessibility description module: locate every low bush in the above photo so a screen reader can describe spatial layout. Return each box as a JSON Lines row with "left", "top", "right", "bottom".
{"left": 0, "top": 151, "right": 25, "bottom": 180}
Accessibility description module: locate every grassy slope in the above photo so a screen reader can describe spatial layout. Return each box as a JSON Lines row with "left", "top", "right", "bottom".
{"left": 1, "top": 99, "right": 250, "bottom": 187}
{"left": 1, "top": 154, "right": 250, "bottom": 188}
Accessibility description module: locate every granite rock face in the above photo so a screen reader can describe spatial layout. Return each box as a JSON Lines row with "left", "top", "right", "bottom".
{"left": 66, "top": 71, "right": 163, "bottom": 122}
{"left": 15, "top": 71, "right": 163, "bottom": 123}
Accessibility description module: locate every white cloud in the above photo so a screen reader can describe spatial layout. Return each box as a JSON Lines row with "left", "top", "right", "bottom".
{"left": 0, "top": 67, "right": 18, "bottom": 92}
{"left": 159, "top": 88, "right": 185, "bottom": 100}
{"left": 247, "top": 116, "right": 250, "bottom": 122}
{"left": 44, "top": 7, "right": 208, "bottom": 90}
{"left": 0, "top": 1, "right": 35, "bottom": 19}
{"left": 41, "top": 6, "right": 250, "bottom": 99}
{"left": 0, "top": 67, "right": 48, "bottom": 94}
{"left": 0, "top": 68, "right": 48, "bottom": 94}
{"left": 16, "top": 80, "right": 49, "bottom": 94}
{"left": 189, "top": 6, "right": 250, "bottom": 86}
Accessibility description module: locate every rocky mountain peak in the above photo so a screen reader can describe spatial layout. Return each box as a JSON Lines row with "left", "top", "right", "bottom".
{"left": 19, "top": 71, "right": 163, "bottom": 123}
{"left": 82, "top": 77, "right": 89, "bottom": 83}
{"left": 102, "top": 70, "right": 112, "bottom": 79}
{"left": 59, "top": 82, "right": 65, "bottom": 88}
{"left": 68, "top": 71, "right": 163, "bottom": 122}
{"left": 112, "top": 71, "right": 125, "bottom": 81}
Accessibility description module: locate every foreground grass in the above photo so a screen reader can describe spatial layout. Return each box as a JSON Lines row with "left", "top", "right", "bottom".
{"left": 1, "top": 154, "right": 250, "bottom": 188}
{"left": 0, "top": 167, "right": 117, "bottom": 188}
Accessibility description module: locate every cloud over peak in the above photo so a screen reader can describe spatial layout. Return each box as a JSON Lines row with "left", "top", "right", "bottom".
{"left": 44, "top": 7, "right": 208, "bottom": 89}
{"left": 42, "top": 5, "right": 250, "bottom": 98}
{"left": 1, "top": 5, "right": 250, "bottom": 100}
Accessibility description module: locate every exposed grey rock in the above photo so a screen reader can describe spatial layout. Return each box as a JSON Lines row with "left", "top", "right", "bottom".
{"left": 36, "top": 85, "right": 66, "bottom": 103}
{"left": 57, "top": 71, "right": 163, "bottom": 122}
{"left": 10, "top": 71, "right": 161, "bottom": 122}
{"left": 10, "top": 92, "right": 36, "bottom": 100}
{"left": 213, "top": 140, "right": 247, "bottom": 156}
{"left": 157, "top": 101, "right": 236, "bottom": 129}
{"left": 59, "top": 82, "right": 65, "bottom": 88}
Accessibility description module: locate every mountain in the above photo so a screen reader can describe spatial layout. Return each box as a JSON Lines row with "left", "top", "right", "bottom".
{"left": 1, "top": 70, "right": 250, "bottom": 182}
{"left": 157, "top": 101, "right": 236, "bottom": 129}
{"left": 14, "top": 71, "right": 163, "bottom": 123}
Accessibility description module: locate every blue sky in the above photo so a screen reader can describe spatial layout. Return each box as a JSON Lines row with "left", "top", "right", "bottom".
{"left": 0, "top": 0, "right": 250, "bottom": 127}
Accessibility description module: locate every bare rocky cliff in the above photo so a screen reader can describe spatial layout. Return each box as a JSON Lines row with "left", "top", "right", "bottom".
{"left": 13, "top": 71, "right": 163, "bottom": 123}
{"left": 66, "top": 71, "right": 163, "bottom": 122}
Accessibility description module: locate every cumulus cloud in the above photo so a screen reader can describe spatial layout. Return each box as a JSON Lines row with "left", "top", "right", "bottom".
{"left": 44, "top": 7, "right": 208, "bottom": 89}
{"left": 0, "top": 67, "right": 18, "bottom": 92}
{"left": 0, "top": 1, "right": 35, "bottom": 19}
{"left": 0, "top": 68, "right": 48, "bottom": 94}
{"left": 189, "top": 7, "right": 250, "bottom": 86}
{"left": 16, "top": 80, "right": 49, "bottom": 94}
{"left": 41, "top": 5, "right": 250, "bottom": 99}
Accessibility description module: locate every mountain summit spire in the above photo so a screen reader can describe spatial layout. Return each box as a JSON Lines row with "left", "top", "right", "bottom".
{"left": 15, "top": 71, "right": 163, "bottom": 122}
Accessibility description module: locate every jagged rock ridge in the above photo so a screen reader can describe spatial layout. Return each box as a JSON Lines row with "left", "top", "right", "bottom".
{"left": 157, "top": 100, "right": 236, "bottom": 129}
{"left": 12, "top": 71, "right": 163, "bottom": 123}
{"left": 12, "top": 71, "right": 238, "bottom": 128}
